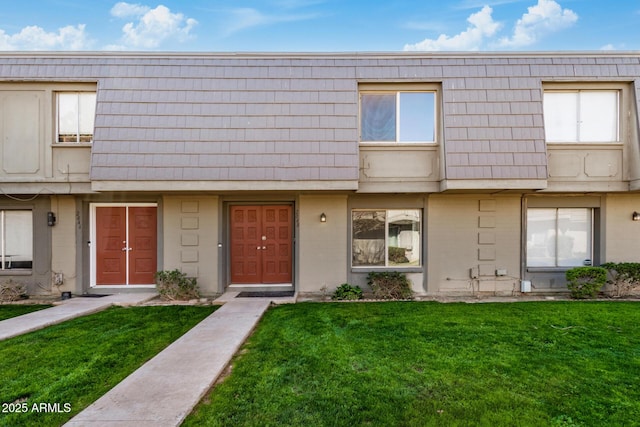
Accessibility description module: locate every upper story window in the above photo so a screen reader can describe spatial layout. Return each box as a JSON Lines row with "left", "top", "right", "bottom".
{"left": 359, "top": 83, "right": 438, "bottom": 144}
{"left": 57, "top": 92, "right": 96, "bottom": 143}
{"left": 543, "top": 90, "right": 619, "bottom": 143}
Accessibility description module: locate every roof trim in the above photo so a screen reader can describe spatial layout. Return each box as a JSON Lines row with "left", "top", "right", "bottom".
{"left": 0, "top": 50, "right": 639, "bottom": 60}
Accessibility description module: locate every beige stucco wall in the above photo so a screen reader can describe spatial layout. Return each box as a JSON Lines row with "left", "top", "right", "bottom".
{"left": 162, "top": 195, "right": 220, "bottom": 296}
{"left": 604, "top": 194, "right": 640, "bottom": 262}
{"left": 427, "top": 194, "right": 521, "bottom": 296}
{"left": 297, "top": 194, "right": 348, "bottom": 293}
{"left": 50, "top": 195, "right": 77, "bottom": 294}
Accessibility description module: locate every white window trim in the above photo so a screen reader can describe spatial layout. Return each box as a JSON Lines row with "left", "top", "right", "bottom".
{"left": 543, "top": 89, "right": 621, "bottom": 144}
{"left": 0, "top": 210, "right": 32, "bottom": 271}
{"left": 359, "top": 90, "right": 437, "bottom": 145}
{"left": 351, "top": 208, "right": 422, "bottom": 268}
{"left": 56, "top": 91, "right": 96, "bottom": 144}
{"left": 526, "top": 207, "right": 594, "bottom": 269}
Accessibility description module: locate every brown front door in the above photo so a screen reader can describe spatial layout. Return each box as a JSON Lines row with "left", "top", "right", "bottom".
{"left": 96, "top": 206, "right": 157, "bottom": 285}
{"left": 96, "top": 207, "right": 127, "bottom": 285}
{"left": 230, "top": 205, "right": 292, "bottom": 284}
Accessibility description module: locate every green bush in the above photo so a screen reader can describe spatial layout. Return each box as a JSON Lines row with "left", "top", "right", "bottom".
{"left": 332, "top": 283, "right": 363, "bottom": 300}
{"left": 155, "top": 269, "right": 200, "bottom": 301}
{"left": 600, "top": 262, "right": 640, "bottom": 297}
{"left": 565, "top": 267, "right": 607, "bottom": 299}
{"left": 367, "top": 271, "right": 413, "bottom": 300}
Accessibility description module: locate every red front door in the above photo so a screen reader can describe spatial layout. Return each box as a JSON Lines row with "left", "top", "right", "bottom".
{"left": 96, "top": 206, "right": 157, "bottom": 285}
{"left": 230, "top": 205, "right": 292, "bottom": 284}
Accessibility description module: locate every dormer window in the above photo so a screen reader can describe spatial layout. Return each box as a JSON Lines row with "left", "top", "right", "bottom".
{"left": 543, "top": 90, "right": 619, "bottom": 143}
{"left": 57, "top": 92, "right": 96, "bottom": 143}
{"left": 359, "top": 83, "right": 439, "bottom": 144}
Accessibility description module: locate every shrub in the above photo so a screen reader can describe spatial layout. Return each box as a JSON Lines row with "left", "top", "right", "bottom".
{"left": 600, "top": 262, "right": 640, "bottom": 297}
{"left": 155, "top": 269, "right": 200, "bottom": 301}
{"left": 0, "top": 279, "right": 27, "bottom": 302}
{"left": 565, "top": 267, "right": 607, "bottom": 299}
{"left": 367, "top": 271, "right": 413, "bottom": 300}
{"left": 332, "top": 283, "right": 363, "bottom": 301}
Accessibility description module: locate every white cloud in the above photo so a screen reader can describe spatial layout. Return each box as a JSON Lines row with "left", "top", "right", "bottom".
{"left": 222, "top": 7, "right": 319, "bottom": 37}
{"left": 110, "top": 3, "right": 197, "bottom": 49}
{"left": 110, "top": 2, "right": 150, "bottom": 18}
{"left": 498, "top": 0, "right": 577, "bottom": 47}
{"left": 0, "top": 24, "right": 91, "bottom": 50}
{"left": 404, "top": 6, "right": 501, "bottom": 51}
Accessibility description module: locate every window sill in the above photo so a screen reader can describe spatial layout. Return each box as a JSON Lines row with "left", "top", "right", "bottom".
{"left": 351, "top": 267, "right": 423, "bottom": 274}
{"left": 52, "top": 143, "right": 93, "bottom": 148}
{"left": 526, "top": 267, "right": 574, "bottom": 273}
{"left": 360, "top": 142, "right": 437, "bottom": 147}
{"left": 0, "top": 270, "right": 32, "bottom": 276}
{"left": 547, "top": 142, "right": 623, "bottom": 146}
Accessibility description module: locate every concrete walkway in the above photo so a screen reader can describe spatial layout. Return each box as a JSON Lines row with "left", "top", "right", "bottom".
{"left": 0, "top": 293, "right": 157, "bottom": 341}
{"left": 66, "top": 296, "right": 273, "bottom": 427}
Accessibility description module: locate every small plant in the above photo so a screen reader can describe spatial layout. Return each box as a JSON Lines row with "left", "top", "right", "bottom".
{"left": 367, "top": 271, "right": 413, "bottom": 300}
{"left": 155, "top": 269, "right": 200, "bottom": 301}
{"left": 565, "top": 267, "right": 607, "bottom": 299}
{"left": 600, "top": 262, "right": 640, "bottom": 297}
{"left": 332, "top": 283, "right": 363, "bottom": 301}
{"left": 0, "top": 279, "right": 27, "bottom": 302}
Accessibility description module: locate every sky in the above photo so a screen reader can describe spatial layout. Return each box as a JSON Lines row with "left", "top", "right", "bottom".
{"left": 0, "top": 0, "right": 638, "bottom": 52}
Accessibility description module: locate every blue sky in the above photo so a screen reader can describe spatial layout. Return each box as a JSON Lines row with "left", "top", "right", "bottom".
{"left": 0, "top": 0, "right": 638, "bottom": 51}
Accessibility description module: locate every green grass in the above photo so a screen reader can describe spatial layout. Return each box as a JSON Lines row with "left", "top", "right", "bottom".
{"left": 185, "top": 301, "right": 640, "bottom": 427}
{"left": 0, "top": 305, "right": 51, "bottom": 321}
{"left": 0, "top": 305, "right": 217, "bottom": 427}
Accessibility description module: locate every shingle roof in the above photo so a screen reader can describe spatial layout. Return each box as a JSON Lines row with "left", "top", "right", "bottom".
{"left": 0, "top": 52, "right": 638, "bottom": 184}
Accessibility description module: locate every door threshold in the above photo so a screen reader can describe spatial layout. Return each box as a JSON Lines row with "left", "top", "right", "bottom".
{"left": 227, "top": 284, "right": 294, "bottom": 293}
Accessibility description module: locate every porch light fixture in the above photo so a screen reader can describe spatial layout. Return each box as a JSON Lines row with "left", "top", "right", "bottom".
{"left": 320, "top": 213, "right": 327, "bottom": 223}
{"left": 633, "top": 211, "right": 640, "bottom": 221}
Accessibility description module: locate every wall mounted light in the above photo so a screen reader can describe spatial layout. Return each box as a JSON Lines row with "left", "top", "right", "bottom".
{"left": 633, "top": 211, "right": 640, "bottom": 221}
{"left": 320, "top": 213, "right": 327, "bottom": 223}
{"left": 47, "top": 211, "right": 57, "bottom": 226}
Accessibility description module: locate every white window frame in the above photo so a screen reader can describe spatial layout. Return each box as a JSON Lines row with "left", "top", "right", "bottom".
{"left": 0, "top": 210, "right": 33, "bottom": 271}
{"left": 526, "top": 208, "right": 594, "bottom": 268}
{"left": 359, "top": 83, "right": 438, "bottom": 145}
{"left": 543, "top": 89, "right": 620, "bottom": 143}
{"left": 351, "top": 209, "right": 422, "bottom": 268}
{"left": 56, "top": 91, "right": 96, "bottom": 144}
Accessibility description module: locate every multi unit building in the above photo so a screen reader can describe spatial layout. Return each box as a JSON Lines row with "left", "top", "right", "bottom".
{"left": 0, "top": 51, "right": 639, "bottom": 297}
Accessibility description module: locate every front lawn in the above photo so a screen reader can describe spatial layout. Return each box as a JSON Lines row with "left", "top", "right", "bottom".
{"left": 0, "top": 305, "right": 216, "bottom": 427}
{"left": 185, "top": 301, "right": 640, "bottom": 427}
{"left": 0, "top": 304, "right": 51, "bottom": 321}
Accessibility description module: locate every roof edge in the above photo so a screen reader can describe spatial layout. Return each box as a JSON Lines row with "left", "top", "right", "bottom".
{"left": 0, "top": 50, "right": 639, "bottom": 60}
